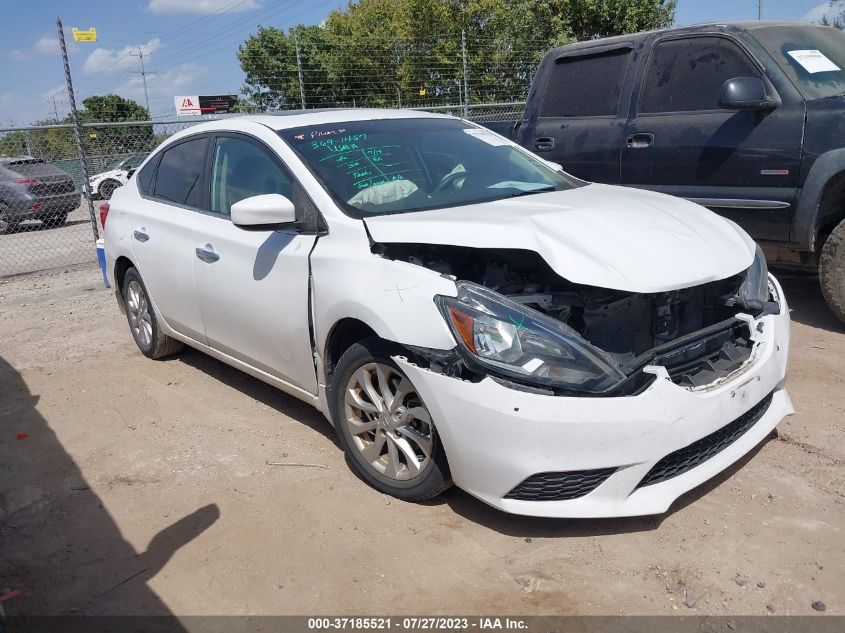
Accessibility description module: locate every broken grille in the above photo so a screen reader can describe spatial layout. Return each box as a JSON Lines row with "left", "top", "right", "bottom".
{"left": 637, "top": 391, "right": 774, "bottom": 488}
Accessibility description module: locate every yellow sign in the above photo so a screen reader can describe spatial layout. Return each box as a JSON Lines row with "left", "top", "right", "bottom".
{"left": 419, "top": 88, "right": 427, "bottom": 97}
{"left": 71, "top": 28, "right": 97, "bottom": 42}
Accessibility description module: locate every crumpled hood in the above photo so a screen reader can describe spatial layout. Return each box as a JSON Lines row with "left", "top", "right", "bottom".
{"left": 364, "top": 183, "right": 756, "bottom": 293}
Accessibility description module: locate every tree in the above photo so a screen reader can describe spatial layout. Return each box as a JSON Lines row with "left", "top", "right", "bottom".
{"left": 77, "top": 95, "right": 154, "bottom": 157}
{"left": 236, "top": 0, "right": 677, "bottom": 109}
{"left": 563, "top": 0, "right": 676, "bottom": 41}
{"left": 820, "top": 0, "right": 845, "bottom": 30}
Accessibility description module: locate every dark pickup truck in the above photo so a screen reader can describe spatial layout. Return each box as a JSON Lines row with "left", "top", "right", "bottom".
{"left": 487, "top": 22, "right": 845, "bottom": 324}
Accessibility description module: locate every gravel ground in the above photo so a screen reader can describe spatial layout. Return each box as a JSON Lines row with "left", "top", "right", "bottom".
{"left": 0, "top": 203, "right": 102, "bottom": 278}
{"left": 0, "top": 265, "right": 842, "bottom": 616}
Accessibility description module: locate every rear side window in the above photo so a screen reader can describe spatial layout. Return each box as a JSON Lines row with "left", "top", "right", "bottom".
{"left": 540, "top": 49, "right": 632, "bottom": 117}
{"left": 640, "top": 37, "right": 761, "bottom": 113}
{"left": 136, "top": 155, "right": 158, "bottom": 194}
{"left": 152, "top": 137, "right": 208, "bottom": 207}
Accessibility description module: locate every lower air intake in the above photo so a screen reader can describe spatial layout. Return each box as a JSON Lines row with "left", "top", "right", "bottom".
{"left": 505, "top": 468, "right": 616, "bottom": 502}
{"left": 637, "top": 391, "right": 774, "bottom": 488}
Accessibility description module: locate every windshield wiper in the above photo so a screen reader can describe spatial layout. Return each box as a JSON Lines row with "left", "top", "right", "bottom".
{"left": 501, "top": 186, "right": 557, "bottom": 199}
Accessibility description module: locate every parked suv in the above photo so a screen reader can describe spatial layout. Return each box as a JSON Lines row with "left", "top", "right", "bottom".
{"left": 494, "top": 23, "right": 845, "bottom": 323}
{"left": 103, "top": 111, "right": 791, "bottom": 518}
{"left": 0, "top": 157, "right": 79, "bottom": 234}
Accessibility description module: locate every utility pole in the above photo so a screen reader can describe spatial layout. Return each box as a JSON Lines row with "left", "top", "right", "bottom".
{"left": 461, "top": 29, "right": 469, "bottom": 119}
{"left": 130, "top": 45, "right": 151, "bottom": 116}
{"left": 758, "top": 0, "right": 763, "bottom": 20}
{"left": 56, "top": 16, "right": 99, "bottom": 241}
{"left": 294, "top": 29, "right": 307, "bottom": 110}
{"left": 51, "top": 96, "right": 60, "bottom": 122}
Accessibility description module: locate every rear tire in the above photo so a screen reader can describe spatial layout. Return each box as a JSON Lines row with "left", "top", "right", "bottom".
{"left": 0, "top": 208, "right": 18, "bottom": 235}
{"left": 329, "top": 337, "right": 452, "bottom": 502}
{"left": 122, "top": 267, "right": 184, "bottom": 359}
{"left": 819, "top": 218, "right": 845, "bottom": 325}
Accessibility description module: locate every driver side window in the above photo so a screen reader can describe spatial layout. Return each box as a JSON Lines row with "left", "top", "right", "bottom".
{"left": 209, "top": 136, "right": 293, "bottom": 216}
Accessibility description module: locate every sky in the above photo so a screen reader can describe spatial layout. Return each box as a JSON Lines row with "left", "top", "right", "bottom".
{"left": 0, "top": 0, "right": 842, "bottom": 126}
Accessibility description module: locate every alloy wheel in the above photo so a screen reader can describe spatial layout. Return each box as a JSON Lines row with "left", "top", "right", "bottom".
{"left": 126, "top": 280, "right": 153, "bottom": 348}
{"left": 343, "top": 362, "right": 434, "bottom": 481}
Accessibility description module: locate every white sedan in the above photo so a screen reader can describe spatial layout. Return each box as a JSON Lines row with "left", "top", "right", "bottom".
{"left": 102, "top": 110, "right": 792, "bottom": 518}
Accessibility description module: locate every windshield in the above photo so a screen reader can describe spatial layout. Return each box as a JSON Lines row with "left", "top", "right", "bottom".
{"left": 280, "top": 118, "right": 582, "bottom": 217}
{"left": 750, "top": 25, "right": 845, "bottom": 100}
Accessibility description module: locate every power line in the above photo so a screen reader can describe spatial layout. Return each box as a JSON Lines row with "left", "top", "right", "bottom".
{"left": 129, "top": 46, "right": 152, "bottom": 114}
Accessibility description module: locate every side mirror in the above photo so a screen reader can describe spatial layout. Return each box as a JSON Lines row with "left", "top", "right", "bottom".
{"left": 719, "top": 77, "right": 776, "bottom": 111}
{"left": 231, "top": 193, "right": 296, "bottom": 228}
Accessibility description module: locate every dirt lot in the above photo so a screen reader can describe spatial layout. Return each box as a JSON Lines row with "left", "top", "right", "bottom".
{"left": 0, "top": 264, "right": 842, "bottom": 616}
{"left": 0, "top": 203, "right": 101, "bottom": 278}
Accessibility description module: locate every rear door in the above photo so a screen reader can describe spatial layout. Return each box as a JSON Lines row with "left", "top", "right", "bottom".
{"left": 190, "top": 132, "right": 319, "bottom": 394}
{"left": 525, "top": 43, "right": 634, "bottom": 183}
{"left": 621, "top": 34, "right": 804, "bottom": 242}
{"left": 129, "top": 136, "right": 208, "bottom": 342}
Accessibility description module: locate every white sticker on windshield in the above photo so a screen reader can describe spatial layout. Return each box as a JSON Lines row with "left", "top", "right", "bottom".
{"left": 787, "top": 49, "right": 841, "bottom": 74}
{"left": 463, "top": 128, "right": 511, "bottom": 146}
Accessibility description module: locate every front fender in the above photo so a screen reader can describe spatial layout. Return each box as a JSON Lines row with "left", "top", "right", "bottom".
{"left": 794, "top": 148, "right": 845, "bottom": 251}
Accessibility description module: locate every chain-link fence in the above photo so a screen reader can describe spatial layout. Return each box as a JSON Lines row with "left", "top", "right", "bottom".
{"left": 0, "top": 102, "right": 523, "bottom": 278}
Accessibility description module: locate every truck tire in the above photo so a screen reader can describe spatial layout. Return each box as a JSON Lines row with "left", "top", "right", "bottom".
{"left": 819, "top": 218, "right": 845, "bottom": 325}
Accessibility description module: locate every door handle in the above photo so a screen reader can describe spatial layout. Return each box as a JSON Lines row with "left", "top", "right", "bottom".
{"left": 195, "top": 246, "right": 220, "bottom": 263}
{"left": 626, "top": 133, "right": 654, "bottom": 149}
{"left": 133, "top": 230, "right": 149, "bottom": 243}
{"left": 533, "top": 137, "right": 555, "bottom": 151}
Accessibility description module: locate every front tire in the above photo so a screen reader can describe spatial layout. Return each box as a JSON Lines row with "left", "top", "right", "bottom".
{"left": 819, "top": 218, "right": 845, "bottom": 325}
{"left": 329, "top": 337, "right": 452, "bottom": 501}
{"left": 122, "top": 268, "right": 184, "bottom": 359}
{"left": 99, "top": 180, "right": 119, "bottom": 200}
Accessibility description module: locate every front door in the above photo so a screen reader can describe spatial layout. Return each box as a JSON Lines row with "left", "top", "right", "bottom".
{"left": 621, "top": 35, "right": 804, "bottom": 242}
{"left": 191, "top": 133, "right": 318, "bottom": 394}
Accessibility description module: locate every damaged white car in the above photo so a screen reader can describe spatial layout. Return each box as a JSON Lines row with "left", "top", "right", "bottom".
{"left": 103, "top": 110, "right": 793, "bottom": 518}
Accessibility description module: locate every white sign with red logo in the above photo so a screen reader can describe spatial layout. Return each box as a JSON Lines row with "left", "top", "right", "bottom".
{"left": 175, "top": 95, "right": 202, "bottom": 116}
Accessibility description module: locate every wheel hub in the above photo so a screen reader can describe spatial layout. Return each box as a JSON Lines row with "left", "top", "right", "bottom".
{"left": 343, "top": 362, "right": 434, "bottom": 481}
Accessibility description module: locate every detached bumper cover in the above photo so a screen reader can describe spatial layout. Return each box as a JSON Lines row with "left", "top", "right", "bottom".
{"left": 395, "top": 277, "right": 792, "bottom": 518}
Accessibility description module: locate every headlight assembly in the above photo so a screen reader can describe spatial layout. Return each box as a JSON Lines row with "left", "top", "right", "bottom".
{"left": 436, "top": 282, "right": 626, "bottom": 394}
{"left": 731, "top": 245, "right": 770, "bottom": 311}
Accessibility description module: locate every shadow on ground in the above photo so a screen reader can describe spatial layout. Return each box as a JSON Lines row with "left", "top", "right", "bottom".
{"left": 0, "top": 356, "right": 217, "bottom": 619}
{"left": 772, "top": 268, "right": 844, "bottom": 334}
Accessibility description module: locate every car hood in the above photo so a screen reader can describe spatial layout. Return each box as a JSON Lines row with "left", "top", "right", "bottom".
{"left": 363, "top": 183, "right": 756, "bottom": 293}
{"left": 90, "top": 168, "right": 124, "bottom": 181}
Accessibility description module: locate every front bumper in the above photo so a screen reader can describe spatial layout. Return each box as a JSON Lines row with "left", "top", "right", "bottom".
{"left": 396, "top": 276, "right": 793, "bottom": 518}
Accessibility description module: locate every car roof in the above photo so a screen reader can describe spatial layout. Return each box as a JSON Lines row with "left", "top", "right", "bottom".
{"left": 552, "top": 21, "right": 831, "bottom": 54}
{"left": 179, "top": 108, "right": 453, "bottom": 135}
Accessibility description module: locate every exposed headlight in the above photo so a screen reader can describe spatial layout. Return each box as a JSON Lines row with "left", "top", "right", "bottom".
{"left": 732, "top": 245, "right": 770, "bottom": 311}
{"left": 436, "top": 282, "right": 626, "bottom": 394}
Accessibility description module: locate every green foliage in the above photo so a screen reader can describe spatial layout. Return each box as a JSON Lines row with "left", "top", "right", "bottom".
{"left": 78, "top": 95, "right": 155, "bottom": 157}
{"left": 564, "top": 0, "right": 677, "bottom": 41}
{"left": 0, "top": 131, "right": 29, "bottom": 158}
{"left": 6, "top": 95, "right": 155, "bottom": 162}
{"left": 237, "top": 0, "right": 676, "bottom": 110}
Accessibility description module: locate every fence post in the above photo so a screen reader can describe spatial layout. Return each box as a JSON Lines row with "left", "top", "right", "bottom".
{"left": 56, "top": 17, "right": 99, "bottom": 241}
{"left": 461, "top": 29, "right": 470, "bottom": 119}
{"left": 295, "top": 30, "right": 307, "bottom": 110}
